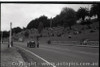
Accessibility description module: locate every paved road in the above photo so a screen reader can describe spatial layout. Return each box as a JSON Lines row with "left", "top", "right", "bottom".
{"left": 14, "top": 42, "right": 99, "bottom": 67}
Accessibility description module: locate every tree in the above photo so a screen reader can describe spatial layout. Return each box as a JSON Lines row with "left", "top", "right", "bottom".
{"left": 80, "top": 18, "right": 92, "bottom": 29}
{"left": 53, "top": 15, "right": 62, "bottom": 26}
{"left": 76, "top": 7, "right": 89, "bottom": 20}
{"left": 38, "top": 22, "right": 44, "bottom": 34}
{"left": 27, "top": 18, "right": 39, "bottom": 29}
{"left": 90, "top": 4, "right": 99, "bottom": 21}
{"left": 38, "top": 15, "right": 50, "bottom": 28}
{"left": 0, "top": 31, "right": 1, "bottom": 40}
{"left": 2, "top": 31, "right": 9, "bottom": 38}
{"left": 60, "top": 7, "right": 76, "bottom": 29}
{"left": 76, "top": 7, "right": 93, "bottom": 28}
{"left": 12, "top": 27, "right": 22, "bottom": 34}
{"left": 22, "top": 27, "right": 26, "bottom": 31}
{"left": 27, "top": 15, "right": 49, "bottom": 29}
{"left": 24, "top": 31, "right": 29, "bottom": 38}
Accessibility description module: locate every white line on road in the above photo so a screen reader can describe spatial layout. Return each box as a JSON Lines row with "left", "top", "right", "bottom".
{"left": 16, "top": 46, "right": 56, "bottom": 67}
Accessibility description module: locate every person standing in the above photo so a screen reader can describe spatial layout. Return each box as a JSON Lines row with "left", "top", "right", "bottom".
{"left": 36, "top": 36, "right": 39, "bottom": 48}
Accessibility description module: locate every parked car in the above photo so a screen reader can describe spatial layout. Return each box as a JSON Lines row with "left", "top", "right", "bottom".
{"left": 27, "top": 41, "right": 36, "bottom": 48}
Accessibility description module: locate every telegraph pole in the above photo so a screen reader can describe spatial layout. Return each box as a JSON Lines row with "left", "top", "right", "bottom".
{"left": 8, "top": 22, "right": 12, "bottom": 48}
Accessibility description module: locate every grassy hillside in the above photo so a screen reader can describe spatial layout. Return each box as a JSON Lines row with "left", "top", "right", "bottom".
{"left": 13, "top": 21, "right": 99, "bottom": 42}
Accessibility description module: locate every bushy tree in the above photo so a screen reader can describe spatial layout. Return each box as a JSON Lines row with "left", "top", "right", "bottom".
{"left": 27, "top": 18, "right": 39, "bottom": 29}
{"left": 90, "top": 4, "right": 99, "bottom": 20}
{"left": 53, "top": 15, "right": 64, "bottom": 26}
{"left": 22, "top": 27, "right": 26, "bottom": 31}
{"left": 38, "top": 15, "right": 50, "bottom": 28}
{"left": 27, "top": 15, "right": 49, "bottom": 29}
{"left": 52, "top": 7, "right": 76, "bottom": 29}
{"left": 38, "top": 22, "right": 44, "bottom": 35}
{"left": 60, "top": 7, "right": 77, "bottom": 29}
{"left": 12, "top": 27, "right": 22, "bottom": 34}
{"left": 24, "top": 31, "right": 29, "bottom": 38}
{"left": 2, "top": 31, "right": 9, "bottom": 38}
{"left": 76, "top": 7, "right": 89, "bottom": 20}
{"left": 80, "top": 18, "right": 92, "bottom": 29}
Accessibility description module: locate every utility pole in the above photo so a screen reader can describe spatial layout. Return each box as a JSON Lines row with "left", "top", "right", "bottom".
{"left": 8, "top": 22, "right": 12, "bottom": 48}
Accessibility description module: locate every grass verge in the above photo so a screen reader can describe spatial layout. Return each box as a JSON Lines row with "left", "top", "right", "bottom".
{"left": 1, "top": 43, "right": 26, "bottom": 67}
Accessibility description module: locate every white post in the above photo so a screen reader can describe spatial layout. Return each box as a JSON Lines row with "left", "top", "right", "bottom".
{"left": 9, "top": 22, "right": 12, "bottom": 47}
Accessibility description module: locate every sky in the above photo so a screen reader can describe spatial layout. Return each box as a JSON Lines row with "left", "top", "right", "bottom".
{"left": 1, "top": 3, "right": 91, "bottom": 31}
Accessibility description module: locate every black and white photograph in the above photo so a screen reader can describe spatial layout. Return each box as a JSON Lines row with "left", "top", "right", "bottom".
{"left": 0, "top": 1, "right": 99, "bottom": 67}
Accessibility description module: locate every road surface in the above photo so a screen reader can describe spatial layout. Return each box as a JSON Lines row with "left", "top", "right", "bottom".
{"left": 14, "top": 42, "right": 99, "bottom": 67}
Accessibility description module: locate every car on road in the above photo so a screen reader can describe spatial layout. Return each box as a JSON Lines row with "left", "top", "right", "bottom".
{"left": 27, "top": 41, "right": 39, "bottom": 48}
{"left": 27, "top": 41, "right": 36, "bottom": 48}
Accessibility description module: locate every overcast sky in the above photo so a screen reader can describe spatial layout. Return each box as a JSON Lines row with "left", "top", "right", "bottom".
{"left": 1, "top": 3, "right": 91, "bottom": 31}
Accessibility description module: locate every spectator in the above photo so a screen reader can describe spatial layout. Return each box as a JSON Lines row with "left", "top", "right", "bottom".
{"left": 68, "top": 34, "right": 72, "bottom": 38}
